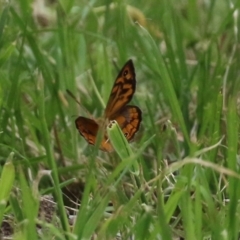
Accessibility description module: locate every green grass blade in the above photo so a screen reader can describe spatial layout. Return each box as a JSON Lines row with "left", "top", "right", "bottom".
{"left": 0, "top": 152, "right": 15, "bottom": 224}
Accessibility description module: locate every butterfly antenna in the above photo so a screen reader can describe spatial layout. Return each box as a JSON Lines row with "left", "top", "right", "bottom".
{"left": 66, "top": 89, "right": 82, "bottom": 105}
{"left": 66, "top": 89, "right": 92, "bottom": 118}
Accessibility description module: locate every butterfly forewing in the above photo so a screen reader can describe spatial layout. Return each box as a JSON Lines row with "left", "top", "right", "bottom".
{"left": 104, "top": 60, "right": 136, "bottom": 119}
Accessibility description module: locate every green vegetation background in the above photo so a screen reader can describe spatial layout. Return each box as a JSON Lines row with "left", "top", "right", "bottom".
{"left": 0, "top": 0, "right": 240, "bottom": 239}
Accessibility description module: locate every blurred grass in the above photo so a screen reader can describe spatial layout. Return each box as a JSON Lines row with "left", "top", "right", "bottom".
{"left": 0, "top": 0, "right": 240, "bottom": 239}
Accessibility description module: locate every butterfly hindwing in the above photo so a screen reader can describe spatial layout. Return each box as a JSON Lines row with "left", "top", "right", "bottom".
{"left": 75, "top": 116, "right": 114, "bottom": 152}
{"left": 113, "top": 105, "right": 142, "bottom": 141}
{"left": 75, "top": 117, "right": 99, "bottom": 146}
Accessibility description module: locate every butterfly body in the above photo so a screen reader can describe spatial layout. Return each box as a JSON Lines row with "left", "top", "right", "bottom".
{"left": 75, "top": 60, "right": 142, "bottom": 152}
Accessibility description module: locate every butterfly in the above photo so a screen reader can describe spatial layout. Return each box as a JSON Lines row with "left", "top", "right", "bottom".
{"left": 75, "top": 59, "right": 142, "bottom": 152}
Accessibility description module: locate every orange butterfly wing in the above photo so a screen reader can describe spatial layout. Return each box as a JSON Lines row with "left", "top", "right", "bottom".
{"left": 75, "top": 59, "right": 141, "bottom": 152}
{"left": 105, "top": 60, "right": 136, "bottom": 119}
{"left": 113, "top": 105, "right": 142, "bottom": 141}
{"left": 75, "top": 117, "right": 99, "bottom": 146}
{"left": 75, "top": 117, "right": 113, "bottom": 152}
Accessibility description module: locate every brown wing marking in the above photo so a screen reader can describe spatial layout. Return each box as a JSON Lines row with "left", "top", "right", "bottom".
{"left": 105, "top": 60, "right": 136, "bottom": 118}
{"left": 114, "top": 105, "right": 142, "bottom": 141}
{"left": 75, "top": 117, "right": 99, "bottom": 145}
